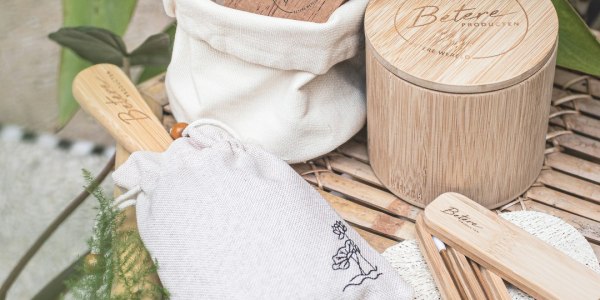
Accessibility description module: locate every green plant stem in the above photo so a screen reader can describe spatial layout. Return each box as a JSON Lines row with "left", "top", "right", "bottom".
{"left": 122, "top": 57, "right": 131, "bottom": 78}
{"left": 0, "top": 154, "right": 115, "bottom": 299}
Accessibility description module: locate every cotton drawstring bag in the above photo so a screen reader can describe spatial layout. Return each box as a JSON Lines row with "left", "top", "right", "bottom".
{"left": 161, "top": 0, "right": 368, "bottom": 163}
{"left": 113, "top": 124, "right": 414, "bottom": 299}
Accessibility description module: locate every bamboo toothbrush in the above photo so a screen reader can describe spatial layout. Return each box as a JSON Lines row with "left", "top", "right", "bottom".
{"left": 72, "top": 63, "right": 172, "bottom": 153}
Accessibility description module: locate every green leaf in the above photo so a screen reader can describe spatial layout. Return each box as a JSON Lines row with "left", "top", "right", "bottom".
{"left": 128, "top": 33, "right": 171, "bottom": 66}
{"left": 137, "top": 22, "right": 176, "bottom": 83}
{"left": 49, "top": 27, "right": 127, "bottom": 66}
{"left": 55, "top": 0, "right": 137, "bottom": 128}
{"left": 552, "top": 0, "right": 600, "bottom": 77}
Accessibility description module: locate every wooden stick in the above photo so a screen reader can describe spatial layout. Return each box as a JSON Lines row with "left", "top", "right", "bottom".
{"left": 415, "top": 215, "right": 462, "bottom": 300}
{"left": 447, "top": 247, "right": 486, "bottom": 300}
{"left": 469, "top": 259, "right": 494, "bottom": 299}
{"left": 480, "top": 266, "right": 511, "bottom": 300}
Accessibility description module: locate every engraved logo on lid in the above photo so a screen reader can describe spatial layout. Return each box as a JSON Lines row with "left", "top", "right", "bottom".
{"left": 394, "top": 0, "right": 528, "bottom": 59}
{"left": 271, "top": 0, "right": 321, "bottom": 14}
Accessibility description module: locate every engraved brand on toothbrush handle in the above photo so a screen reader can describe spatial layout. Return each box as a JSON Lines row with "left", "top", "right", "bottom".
{"left": 97, "top": 71, "right": 150, "bottom": 124}
{"left": 441, "top": 207, "right": 483, "bottom": 232}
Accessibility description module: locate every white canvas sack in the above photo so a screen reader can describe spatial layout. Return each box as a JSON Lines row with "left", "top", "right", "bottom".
{"left": 162, "top": 0, "right": 368, "bottom": 163}
{"left": 112, "top": 124, "right": 414, "bottom": 299}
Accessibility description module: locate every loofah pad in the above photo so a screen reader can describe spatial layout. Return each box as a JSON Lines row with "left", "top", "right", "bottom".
{"left": 382, "top": 211, "right": 600, "bottom": 300}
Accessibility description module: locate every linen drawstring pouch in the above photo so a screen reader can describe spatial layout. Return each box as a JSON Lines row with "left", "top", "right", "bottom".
{"left": 160, "top": 0, "right": 368, "bottom": 163}
{"left": 112, "top": 123, "right": 414, "bottom": 299}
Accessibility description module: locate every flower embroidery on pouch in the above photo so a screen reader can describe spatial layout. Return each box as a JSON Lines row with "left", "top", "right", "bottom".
{"left": 330, "top": 221, "right": 382, "bottom": 291}
{"left": 332, "top": 221, "right": 347, "bottom": 240}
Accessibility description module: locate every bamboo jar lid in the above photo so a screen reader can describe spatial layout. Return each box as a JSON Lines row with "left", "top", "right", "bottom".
{"left": 365, "top": 0, "right": 558, "bottom": 93}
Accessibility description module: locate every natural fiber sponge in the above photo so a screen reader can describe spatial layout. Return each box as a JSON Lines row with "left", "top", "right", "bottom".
{"left": 382, "top": 211, "right": 600, "bottom": 300}
{"left": 162, "top": 0, "right": 369, "bottom": 163}
{"left": 113, "top": 124, "right": 413, "bottom": 299}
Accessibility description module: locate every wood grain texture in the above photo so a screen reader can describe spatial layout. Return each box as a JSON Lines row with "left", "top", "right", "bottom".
{"left": 365, "top": 0, "right": 558, "bottom": 93}
{"left": 424, "top": 193, "right": 600, "bottom": 300}
{"left": 479, "top": 266, "right": 511, "bottom": 300}
{"left": 72, "top": 64, "right": 172, "bottom": 153}
{"left": 317, "top": 190, "right": 416, "bottom": 241}
{"left": 415, "top": 215, "right": 462, "bottom": 300}
{"left": 323, "top": 153, "right": 382, "bottom": 187}
{"left": 111, "top": 103, "right": 163, "bottom": 299}
{"left": 447, "top": 247, "right": 487, "bottom": 300}
{"left": 550, "top": 112, "right": 600, "bottom": 140}
{"left": 545, "top": 152, "right": 600, "bottom": 184}
{"left": 537, "top": 169, "right": 600, "bottom": 204}
{"left": 219, "top": 0, "right": 346, "bottom": 23}
{"left": 554, "top": 68, "right": 600, "bottom": 101}
{"left": 295, "top": 163, "right": 422, "bottom": 221}
{"left": 550, "top": 127, "right": 600, "bottom": 162}
{"left": 352, "top": 227, "right": 398, "bottom": 253}
{"left": 525, "top": 186, "right": 600, "bottom": 222}
{"left": 367, "top": 44, "right": 556, "bottom": 208}
{"left": 552, "top": 87, "right": 600, "bottom": 119}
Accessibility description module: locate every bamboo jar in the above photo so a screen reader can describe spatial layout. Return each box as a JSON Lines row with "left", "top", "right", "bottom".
{"left": 365, "top": 0, "right": 558, "bottom": 208}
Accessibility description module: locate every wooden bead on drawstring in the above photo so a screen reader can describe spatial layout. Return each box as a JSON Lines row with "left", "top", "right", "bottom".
{"left": 170, "top": 122, "right": 188, "bottom": 139}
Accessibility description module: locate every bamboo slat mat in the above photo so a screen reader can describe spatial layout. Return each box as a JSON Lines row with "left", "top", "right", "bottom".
{"left": 140, "top": 68, "right": 600, "bottom": 258}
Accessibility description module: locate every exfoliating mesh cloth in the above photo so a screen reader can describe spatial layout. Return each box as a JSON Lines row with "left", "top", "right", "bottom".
{"left": 382, "top": 211, "right": 600, "bottom": 300}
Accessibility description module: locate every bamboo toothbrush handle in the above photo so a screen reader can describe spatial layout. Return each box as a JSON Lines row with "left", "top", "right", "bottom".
{"left": 72, "top": 64, "right": 172, "bottom": 153}
{"left": 415, "top": 215, "right": 462, "bottom": 299}
{"left": 480, "top": 267, "right": 511, "bottom": 300}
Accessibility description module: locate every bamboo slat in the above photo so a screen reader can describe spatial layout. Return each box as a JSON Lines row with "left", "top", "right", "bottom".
{"left": 336, "top": 140, "right": 369, "bottom": 163}
{"left": 552, "top": 88, "right": 600, "bottom": 119}
{"left": 550, "top": 113, "right": 600, "bottom": 140}
{"left": 551, "top": 130, "right": 600, "bottom": 162}
{"left": 320, "top": 153, "right": 382, "bottom": 187}
{"left": 352, "top": 227, "right": 398, "bottom": 253}
{"left": 537, "top": 170, "right": 600, "bottom": 204}
{"left": 545, "top": 152, "right": 600, "bottom": 184}
{"left": 295, "top": 164, "right": 421, "bottom": 221}
{"left": 317, "top": 190, "right": 416, "bottom": 241}
{"left": 525, "top": 186, "right": 600, "bottom": 222}
{"left": 554, "top": 68, "right": 600, "bottom": 100}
